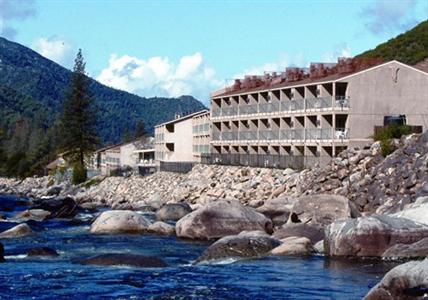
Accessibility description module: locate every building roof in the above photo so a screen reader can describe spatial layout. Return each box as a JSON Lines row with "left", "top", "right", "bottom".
{"left": 95, "top": 136, "right": 154, "bottom": 153}
{"left": 155, "top": 109, "right": 209, "bottom": 128}
{"left": 211, "top": 58, "right": 403, "bottom": 98}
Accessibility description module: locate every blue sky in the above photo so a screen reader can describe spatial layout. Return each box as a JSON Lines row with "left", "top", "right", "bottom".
{"left": 1, "top": 0, "right": 427, "bottom": 104}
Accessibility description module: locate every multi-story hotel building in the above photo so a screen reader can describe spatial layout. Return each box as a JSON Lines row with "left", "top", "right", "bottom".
{"left": 155, "top": 110, "right": 211, "bottom": 171}
{"left": 209, "top": 58, "right": 428, "bottom": 168}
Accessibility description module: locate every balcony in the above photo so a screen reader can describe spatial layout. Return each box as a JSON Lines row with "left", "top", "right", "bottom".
{"left": 212, "top": 128, "right": 349, "bottom": 142}
{"left": 211, "top": 96, "right": 350, "bottom": 118}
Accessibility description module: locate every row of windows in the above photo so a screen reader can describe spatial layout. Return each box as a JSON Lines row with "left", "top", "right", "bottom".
{"left": 193, "top": 144, "right": 210, "bottom": 154}
{"left": 155, "top": 133, "right": 164, "bottom": 142}
{"left": 106, "top": 157, "right": 120, "bottom": 164}
{"left": 193, "top": 123, "right": 210, "bottom": 134}
{"left": 155, "top": 151, "right": 165, "bottom": 160}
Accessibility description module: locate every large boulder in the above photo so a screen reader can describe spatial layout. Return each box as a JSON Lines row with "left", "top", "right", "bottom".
{"left": 391, "top": 201, "right": 428, "bottom": 226}
{"left": 0, "top": 223, "right": 33, "bottom": 238}
{"left": 364, "top": 258, "right": 428, "bottom": 300}
{"left": 79, "top": 253, "right": 167, "bottom": 268}
{"left": 90, "top": 210, "right": 151, "bottom": 234}
{"left": 13, "top": 209, "right": 51, "bottom": 222}
{"left": 273, "top": 223, "right": 324, "bottom": 244}
{"left": 325, "top": 215, "right": 428, "bottom": 257}
{"left": 256, "top": 196, "right": 296, "bottom": 226}
{"left": 31, "top": 196, "right": 78, "bottom": 218}
{"left": 291, "top": 194, "right": 358, "bottom": 226}
{"left": 156, "top": 203, "right": 192, "bottom": 221}
{"left": 382, "top": 237, "right": 428, "bottom": 259}
{"left": 148, "top": 221, "right": 175, "bottom": 236}
{"left": 195, "top": 231, "right": 281, "bottom": 263}
{"left": 270, "top": 237, "right": 314, "bottom": 256}
{"left": 175, "top": 200, "right": 273, "bottom": 240}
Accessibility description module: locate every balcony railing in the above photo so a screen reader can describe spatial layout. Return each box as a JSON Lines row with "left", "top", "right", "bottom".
{"left": 211, "top": 96, "right": 350, "bottom": 117}
{"left": 212, "top": 128, "right": 349, "bottom": 141}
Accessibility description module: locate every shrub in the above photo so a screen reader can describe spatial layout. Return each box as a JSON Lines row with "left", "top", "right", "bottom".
{"left": 72, "top": 163, "right": 87, "bottom": 185}
{"left": 374, "top": 124, "right": 412, "bottom": 157}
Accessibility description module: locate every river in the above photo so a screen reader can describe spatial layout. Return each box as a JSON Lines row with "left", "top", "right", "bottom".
{"left": 0, "top": 194, "right": 398, "bottom": 299}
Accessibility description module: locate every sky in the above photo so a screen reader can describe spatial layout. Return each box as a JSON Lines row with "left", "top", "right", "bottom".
{"left": 1, "top": 0, "right": 427, "bottom": 105}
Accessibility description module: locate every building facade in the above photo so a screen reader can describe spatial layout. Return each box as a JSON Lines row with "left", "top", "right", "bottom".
{"left": 209, "top": 59, "right": 428, "bottom": 168}
{"left": 155, "top": 110, "right": 211, "bottom": 171}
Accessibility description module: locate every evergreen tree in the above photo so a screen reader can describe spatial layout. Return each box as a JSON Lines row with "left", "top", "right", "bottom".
{"left": 58, "top": 49, "right": 99, "bottom": 184}
{"left": 134, "top": 120, "right": 147, "bottom": 138}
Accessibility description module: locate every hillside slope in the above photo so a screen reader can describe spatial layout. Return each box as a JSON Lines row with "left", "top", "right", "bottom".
{"left": 357, "top": 20, "right": 428, "bottom": 65}
{"left": 0, "top": 37, "right": 206, "bottom": 144}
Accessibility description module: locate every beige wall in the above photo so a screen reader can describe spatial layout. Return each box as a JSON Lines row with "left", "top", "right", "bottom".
{"left": 345, "top": 62, "right": 428, "bottom": 141}
{"left": 120, "top": 143, "right": 137, "bottom": 168}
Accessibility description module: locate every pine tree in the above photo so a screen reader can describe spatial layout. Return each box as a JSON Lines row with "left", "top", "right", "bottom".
{"left": 134, "top": 120, "right": 146, "bottom": 138}
{"left": 58, "top": 49, "right": 99, "bottom": 184}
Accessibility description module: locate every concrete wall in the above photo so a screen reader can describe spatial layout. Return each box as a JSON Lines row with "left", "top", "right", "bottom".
{"left": 345, "top": 62, "right": 428, "bottom": 141}
{"left": 120, "top": 143, "right": 137, "bottom": 168}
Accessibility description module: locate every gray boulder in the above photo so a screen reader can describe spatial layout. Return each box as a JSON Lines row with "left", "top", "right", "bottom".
{"left": 270, "top": 237, "right": 314, "bottom": 256}
{"left": 196, "top": 231, "right": 280, "bottom": 263}
{"left": 90, "top": 210, "right": 151, "bottom": 234}
{"left": 391, "top": 202, "right": 428, "bottom": 226}
{"left": 291, "top": 194, "right": 358, "bottom": 226}
{"left": 0, "top": 223, "right": 33, "bottom": 238}
{"left": 176, "top": 200, "right": 273, "bottom": 240}
{"left": 382, "top": 237, "right": 428, "bottom": 259}
{"left": 148, "top": 221, "right": 175, "bottom": 236}
{"left": 256, "top": 196, "right": 295, "bottom": 226}
{"left": 325, "top": 215, "right": 428, "bottom": 257}
{"left": 79, "top": 253, "right": 167, "bottom": 268}
{"left": 46, "top": 185, "right": 62, "bottom": 196}
{"left": 13, "top": 209, "right": 51, "bottom": 222}
{"left": 156, "top": 203, "right": 192, "bottom": 221}
{"left": 364, "top": 258, "right": 428, "bottom": 299}
{"left": 273, "top": 223, "right": 324, "bottom": 244}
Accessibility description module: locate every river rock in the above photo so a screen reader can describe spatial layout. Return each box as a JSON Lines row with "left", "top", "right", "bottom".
{"left": 148, "top": 221, "right": 175, "bottom": 235}
{"left": 156, "top": 203, "right": 192, "bottom": 221}
{"left": 364, "top": 258, "right": 428, "bottom": 300}
{"left": 27, "top": 247, "right": 59, "bottom": 257}
{"left": 382, "top": 237, "right": 428, "bottom": 259}
{"left": 391, "top": 201, "right": 428, "bottom": 226}
{"left": 256, "top": 196, "right": 295, "bottom": 226}
{"left": 314, "top": 240, "right": 324, "bottom": 254}
{"left": 13, "top": 209, "right": 51, "bottom": 221}
{"left": 0, "top": 223, "right": 33, "bottom": 238}
{"left": 32, "top": 196, "right": 78, "bottom": 218}
{"left": 79, "top": 253, "right": 167, "bottom": 268}
{"left": 176, "top": 200, "right": 273, "bottom": 240}
{"left": 46, "top": 185, "right": 62, "bottom": 196}
{"left": 90, "top": 210, "right": 151, "bottom": 234}
{"left": 0, "top": 242, "right": 4, "bottom": 262}
{"left": 291, "top": 194, "right": 358, "bottom": 226}
{"left": 195, "top": 231, "right": 281, "bottom": 263}
{"left": 325, "top": 215, "right": 428, "bottom": 257}
{"left": 270, "top": 237, "right": 314, "bottom": 256}
{"left": 273, "top": 223, "right": 325, "bottom": 244}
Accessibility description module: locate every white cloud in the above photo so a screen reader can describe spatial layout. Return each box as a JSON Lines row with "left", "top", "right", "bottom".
{"left": 0, "top": 0, "right": 35, "bottom": 39}
{"left": 233, "top": 54, "right": 307, "bottom": 80}
{"left": 97, "top": 52, "right": 222, "bottom": 104}
{"left": 32, "top": 36, "right": 74, "bottom": 66}
{"left": 361, "top": 0, "right": 419, "bottom": 35}
{"left": 322, "top": 44, "right": 352, "bottom": 63}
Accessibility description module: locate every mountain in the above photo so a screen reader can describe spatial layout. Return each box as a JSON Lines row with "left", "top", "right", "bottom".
{"left": 357, "top": 20, "right": 428, "bottom": 65}
{"left": 0, "top": 37, "right": 206, "bottom": 144}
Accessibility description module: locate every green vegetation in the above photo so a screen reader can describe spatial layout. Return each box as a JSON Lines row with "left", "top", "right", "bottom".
{"left": 357, "top": 20, "right": 428, "bottom": 65}
{"left": 81, "top": 176, "right": 104, "bottom": 189}
{"left": 374, "top": 124, "right": 412, "bottom": 157}
{"left": 58, "top": 50, "right": 99, "bottom": 184}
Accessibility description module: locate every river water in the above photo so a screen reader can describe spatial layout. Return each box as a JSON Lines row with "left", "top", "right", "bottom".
{"left": 0, "top": 194, "right": 398, "bottom": 299}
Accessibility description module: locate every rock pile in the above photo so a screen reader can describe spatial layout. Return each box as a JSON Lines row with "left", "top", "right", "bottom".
{"left": 286, "top": 132, "right": 428, "bottom": 214}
